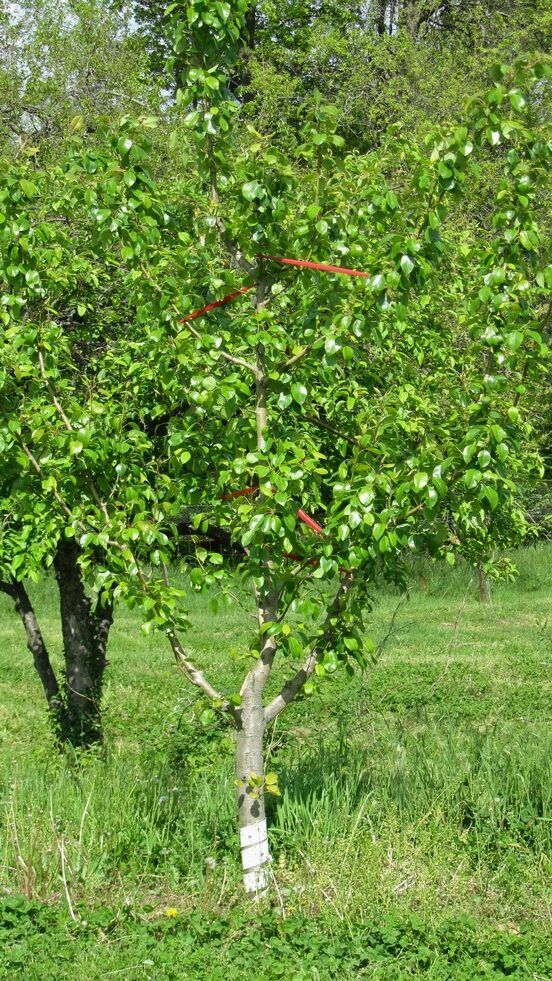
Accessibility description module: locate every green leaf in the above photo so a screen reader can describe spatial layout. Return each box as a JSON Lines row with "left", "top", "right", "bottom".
{"left": 464, "top": 469, "right": 481, "bottom": 490}
{"left": 324, "top": 337, "right": 339, "bottom": 355}
{"left": 505, "top": 330, "right": 523, "bottom": 352}
{"left": 288, "top": 636, "right": 303, "bottom": 658}
{"left": 484, "top": 486, "right": 499, "bottom": 510}
{"left": 400, "top": 254, "right": 415, "bottom": 276}
{"left": 291, "top": 383, "right": 307, "bottom": 405}
{"left": 509, "top": 91, "right": 526, "bottom": 111}
{"left": 413, "top": 472, "right": 428, "bottom": 491}
{"left": 20, "top": 179, "right": 38, "bottom": 197}
{"left": 241, "top": 180, "right": 261, "bottom": 201}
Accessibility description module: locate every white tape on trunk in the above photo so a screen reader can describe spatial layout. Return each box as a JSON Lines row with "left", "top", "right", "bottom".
{"left": 241, "top": 838, "right": 270, "bottom": 871}
{"left": 243, "top": 867, "right": 269, "bottom": 895}
{"left": 240, "top": 819, "right": 268, "bottom": 849}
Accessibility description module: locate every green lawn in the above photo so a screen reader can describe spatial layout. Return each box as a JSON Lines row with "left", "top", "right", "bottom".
{"left": 0, "top": 546, "right": 551, "bottom": 978}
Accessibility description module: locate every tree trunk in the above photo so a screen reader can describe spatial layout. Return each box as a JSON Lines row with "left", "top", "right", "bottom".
{"left": 236, "top": 683, "right": 271, "bottom": 896}
{"left": 1, "top": 543, "right": 112, "bottom": 748}
{"left": 477, "top": 562, "right": 490, "bottom": 603}
{"left": 0, "top": 579, "right": 67, "bottom": 735}
{"left": 54, "top": 540, "right": 109, "bottom": 746}
{"left": 377, "top": 0, "right": 387, "bottom": 35}
{"left": 234, "top": 267, "right": 275, "bottom": 897}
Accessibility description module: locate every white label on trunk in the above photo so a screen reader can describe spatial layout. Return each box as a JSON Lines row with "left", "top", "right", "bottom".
{"left": 240, "top": 820, "right": 268, "bottom": 849}
{"left": 243, "top": 867, "right": 270, "bottom": 895}
{"left": 241, "top": 839, "right": 270, "bottom": 870}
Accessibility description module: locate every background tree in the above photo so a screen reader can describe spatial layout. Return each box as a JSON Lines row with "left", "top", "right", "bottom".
{"left": 0, "top": 0, "right": 158, "bottom": 154}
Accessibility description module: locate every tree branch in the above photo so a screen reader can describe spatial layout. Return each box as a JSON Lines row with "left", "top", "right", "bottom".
{"left": 180, "top": 316, "right": 259, "bottom": 377}
{"left": 167, "top": 629, "right": 239, "bottom": 722}
{"left": 0, "top": 578, "right": 66, "bottom": 722}
{"left": 139, "top": 265, "right": 259, "bottom": 377}
{"left": 301, "top": 413, "right": 356, "bottom": 445}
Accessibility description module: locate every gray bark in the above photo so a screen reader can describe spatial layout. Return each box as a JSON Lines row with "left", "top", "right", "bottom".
{"left": 234, "top": 270, "right": 275, "bottom": 895}
{"left": 236, "top": 685, "right": 271, "bottom": 895}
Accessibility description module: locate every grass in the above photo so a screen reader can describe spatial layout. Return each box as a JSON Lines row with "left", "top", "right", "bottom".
{"left": 0, "top": 545, "right": 551, "bottom": 978}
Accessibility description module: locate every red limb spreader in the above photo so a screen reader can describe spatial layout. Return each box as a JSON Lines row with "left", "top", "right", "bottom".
{"left": 178, "top": 254, "right": 368, "bottom": 325}
{"left": 259, "top": 255, "right": 370, "bottom": 278}
{"left": 180, "top": 253, "right": 366, "bottom": 561}
{"left": 296, "top": 507, "right": 324, "bottom": 535}
{"left": 221, "top": 486, "right": 325, "bottom": 547}
{"left": 179, "top": 284, "right": 255, "bottom": 323}
{"left": 220, "top": 486, "right": 258, "bottom": 501}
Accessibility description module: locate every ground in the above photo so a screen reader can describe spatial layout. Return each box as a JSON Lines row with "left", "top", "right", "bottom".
{"left": 0, "top": 546, "right": 550, "bottom": 978}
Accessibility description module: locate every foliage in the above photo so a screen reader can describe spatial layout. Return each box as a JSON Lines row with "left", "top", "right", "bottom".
{"left": 0, "top": 0, "right": 159, "bottom": 155}
{"left": 1, "top": 893, "right": 552, "bottom": 978}
{"left": 125, "top": 0, "right": 552, "bottom": 151}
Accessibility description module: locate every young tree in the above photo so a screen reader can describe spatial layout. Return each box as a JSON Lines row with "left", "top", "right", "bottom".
{"left": 0, "top": 0, "right": 549, "bottom": 891}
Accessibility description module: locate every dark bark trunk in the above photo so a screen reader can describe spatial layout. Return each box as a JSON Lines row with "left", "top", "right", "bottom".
{"left": 477, "top": 562, "right": 490, "bottom": 603}
{"left": 377, "top": 0, "right": 387, "bottom": 35}
{"left": 0, "top": 579, "right": 67, "bottom": 735}
{"left": 53, "top": 540, "right": 111, "bottom": 746}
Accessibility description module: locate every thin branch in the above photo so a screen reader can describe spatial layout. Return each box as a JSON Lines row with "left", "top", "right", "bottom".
{"left": 159, "top": 561, "right": 235, "bottom": 717}
{"left": 139, "top": 265, "right": 259, "bottom": 377}
{"left": 0, "top": 578, "right": 64, "bottom": 718}
{"left": 37, "top": 351, "right": 73, "bottom": 429}
{"left": 215, "top": 216, "right": 256, "bottom": 277}
{"left": 167, "top": 629, "right": 238, "bottom": 722}
{"left": 18, "top": 439, "right": 77, "bottom": 523}
{"left": 264, "top": 571, "right": 354, "bottom": 724}
{"left": 103, "top": 90, "right": 149, "bottom": 108}
{"left": 181, "top": 316, "right": 259, "bottom": 377}
{"left": 279, "top": 343, "right": 311, "bottom": 371}
{"left": 302, "top": 413, "right": 356, "bottom": 445}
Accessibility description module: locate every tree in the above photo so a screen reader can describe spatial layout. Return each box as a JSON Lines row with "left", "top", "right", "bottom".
{"left": 0, "top": 0, "right": 157, "bottom": 155}
{"left": 123, "top": 0, "right": 551, "bottom": 153}
{"left": 1, "top": 0, "right": 549, "bottom": 891}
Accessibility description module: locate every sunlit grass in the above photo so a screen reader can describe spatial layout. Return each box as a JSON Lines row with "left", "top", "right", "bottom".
{"left": 0, "top": 544, "right": 550, "bottom": 935}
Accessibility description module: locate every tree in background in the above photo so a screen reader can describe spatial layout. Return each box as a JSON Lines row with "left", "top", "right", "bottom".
{"left": 122, "top": 0, "right": 551, "bottom": 149}
{"left": 0, "top": 0, "right": 158, "bottom": 154}
{"left": 0, "top": 0, "right": 163, "bottom": 746}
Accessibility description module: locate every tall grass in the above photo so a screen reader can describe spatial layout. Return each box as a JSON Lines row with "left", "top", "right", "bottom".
{"left": 1, "top": 719, "right": 550, "bottom": 923}
{"left": 0, "top": 545, "right": 550, "bottom": 926}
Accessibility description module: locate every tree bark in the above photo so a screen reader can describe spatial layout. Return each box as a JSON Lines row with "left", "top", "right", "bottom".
{"left": 234, "top": 268, "right": 275, "bottom": 896}
{"left": 0, "top": 578, "right": 67, "bottom": 733}
{"left": 477, "top": 562, "right": 490, "bottom": 603}
{"left": 54, "top": 540, "right": 110, "bottom": 746}
{"left": 377, "top": 0, "right": 387, "bottom": 35}
{"left": 236, "top": 684, "right": 271, "bottom": 896}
